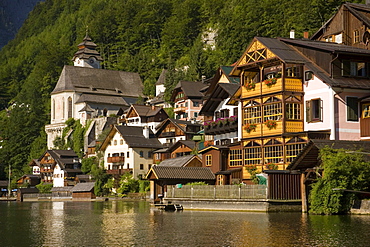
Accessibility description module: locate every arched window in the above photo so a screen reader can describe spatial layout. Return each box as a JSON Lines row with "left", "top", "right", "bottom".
{"left": 62, "top": 97, "right": 65, "bottom": 119}
{"left": 68, "top": 97, "right": 72, "bottom": 119}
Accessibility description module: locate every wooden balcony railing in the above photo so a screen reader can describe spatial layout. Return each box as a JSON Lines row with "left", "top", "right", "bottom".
{"left": 107, "top": 156, "right": 125, "bottom": 163}
{"left": 106, "top": 169, "right": 132, "bottom": 175}
{"left": 204, "top": 121, "right": 238, "bottom": 135}
{"left": 174, "top": 106, "right": 186, "bottom": 113}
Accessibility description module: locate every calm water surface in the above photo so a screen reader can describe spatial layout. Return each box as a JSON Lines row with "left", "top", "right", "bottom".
{"left": 1, "top": 200, "right": 370, "bottom": 246}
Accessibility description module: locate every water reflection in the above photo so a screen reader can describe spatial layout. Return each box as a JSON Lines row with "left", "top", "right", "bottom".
{"left": 1, "top": 201, "right": 370, "bottom": 246}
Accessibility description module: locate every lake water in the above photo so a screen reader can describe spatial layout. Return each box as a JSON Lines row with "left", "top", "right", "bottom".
{"left": 1, "top": 200, "right": 370, "bottom": 247}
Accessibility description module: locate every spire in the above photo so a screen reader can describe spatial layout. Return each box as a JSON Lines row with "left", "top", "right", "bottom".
{"left": 72, "top": 31, "right": 103, "bottom": 69}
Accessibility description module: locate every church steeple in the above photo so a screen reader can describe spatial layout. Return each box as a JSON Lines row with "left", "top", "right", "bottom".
{"left": 72, "top": 32, "right": 103, "bottom": 69}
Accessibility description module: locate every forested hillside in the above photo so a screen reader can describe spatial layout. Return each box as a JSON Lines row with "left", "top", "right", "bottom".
{"left": 0, "top": 0, "right": 364, "bottom": 179}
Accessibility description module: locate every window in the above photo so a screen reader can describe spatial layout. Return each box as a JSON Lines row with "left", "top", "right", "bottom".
{"left": 148, "top": 151, "right": 152, "bottom": 158}
{"left": 346, "top": 97, "right": 358, "bottom": 121}
{"left": 205, "top": 155, "right": 212, "bottom": 166}
{"left": 286, "top": 103, "right": 301, "bottom": 120}
{"left": 306, "top": 99, "right": 322, "bottom": 122}
{"left": 127, "top": 163, "right": 130, "bottom": 168}
{"left": 243, "top": 101, "right": 261, "bottom": 124}
{"left": 354, "top": 30, "right": 360, "bottom": 44}
{"left": 114, "top": 140, "right": 117, "bottom": 145}
{"left": 264, "top": 139, "right": 283, "bottom": 164}
{"left": 229, "top": 149, "right": 243, "bottom": 166}
{"left": 263, "top": 97, "right": 282, "bottom": 121}
{"left": 304, "top": 71, "right": 313, "bottom": 81}
{"left": 68, "top": 97, "right": 72, "bottom": 118}
{"left": 285, "top": 64, "right": 302, "bottom": 78}
{"left": 244, "top": 142, "right": 261, "bottom": 166}
{"left": 139, "top": 151, "right": 144, "bottom": 158}
{"left": 363, "top": 104, "right": 370, "bottom": 118}
{"left": 342, "top": 60, "right": 368, "bottom": 77}
{"left": 193, "top": 101, "right": 199, "bottom": 107}
{"left": 285, "top": 137, "right": 307, "bottom": 163}
{"left": 120, "top": 139, "right": 123, "bottom": 145}
{"left": 140, "top": 164, "right": 144, "bottom": 170}
{"left": 127, "top": 152, "right": 129, "bottom": 158}
{"left": 194, "top": 112, "right": 198, "bottom": 118}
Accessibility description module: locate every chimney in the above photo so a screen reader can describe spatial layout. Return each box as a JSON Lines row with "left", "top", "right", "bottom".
{"left": 143, "top": 125, "right": 150, "bottom": 139}
{"left": 290, "top": 28, "right": 295, "bottom": 39}
{"left": 303, "top": 29, "right": 309, "bottom": 39}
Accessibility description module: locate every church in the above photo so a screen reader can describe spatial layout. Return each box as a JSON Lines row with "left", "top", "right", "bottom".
{"left": 45, "top": 34, "right": 144, "bottom": 149}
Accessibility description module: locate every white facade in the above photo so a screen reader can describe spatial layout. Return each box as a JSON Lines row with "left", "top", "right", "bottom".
{"left": 103, "top": 131, "right": 155, "bottom": 179}
{"left": 53, "top": 164, "right": 65, "bottom": 187}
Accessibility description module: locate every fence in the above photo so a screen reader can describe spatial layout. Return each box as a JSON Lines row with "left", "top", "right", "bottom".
{"left": 166, "top": 185, "right": 267, "bottom": 200}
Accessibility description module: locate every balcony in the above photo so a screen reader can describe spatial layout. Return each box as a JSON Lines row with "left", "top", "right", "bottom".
{"left": 204, "top": 121, "right": 238, "bottom": 135}
{"left": 174, "top": 106, "right": 186, "bottom": 113}
{"left": 106, "top": 169, "right": 132, "bottom": 175}
{"left": 161, "top": 131, "right": 176, "bottom": 137}
{"left": 107, "top": 156, "right": 125, "bottom": 163}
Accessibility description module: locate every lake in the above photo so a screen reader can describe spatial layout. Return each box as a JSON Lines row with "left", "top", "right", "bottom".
{"left": 1, "top": 200, "right": 370, "bottom": 246}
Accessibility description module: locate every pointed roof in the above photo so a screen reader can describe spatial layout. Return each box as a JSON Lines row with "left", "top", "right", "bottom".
{"left": 156, "top": 69, "right": 167, "bottom": 85}
{"left": 100, "top": 125, "right": 163, "bottom": 151}
{"left": 41, "top": 150, "right": 81, "bottom": 172}
{"left": 170, "top": 80, "right": 205, "bottom": 102}
{"left": 126, "top": 104, "right": 167, "bottom": 118}
{"left": 155, "top": 118, "right": 202, "bottom": 135}
{"left": 146, "top": 166, "right": 215, "bottom": 180}
{"left": 73, "top": 34, "right": 103, "bottom": 62}
{"left": 52, "top": 65, "right": 143, "bottom": 97}
{"left": 157, "top": 155, "right": 201, "bottom": 167}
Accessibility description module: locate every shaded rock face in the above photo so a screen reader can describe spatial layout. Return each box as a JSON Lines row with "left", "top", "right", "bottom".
{"left": 0, "top": 0, "right": 42, "bottom": 49}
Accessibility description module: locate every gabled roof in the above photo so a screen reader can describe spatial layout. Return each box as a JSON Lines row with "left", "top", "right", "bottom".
{"left": 157, "top": 155, "right": 201, "bottom": 167}
{"left": 71, "top": 182, "right": 95, "bottom": 192}
{"left": 126, "top": 104, "right": 167, "bottom": 118}
{"left": 200, "top": 82, "right": 239, "bottom": 116}
{"left": 199, "top": 145, "right": 229, "bottom": 154}
{"left": 52, "top": 65, "right": 143, "bottom": 97}
{"left": 155, "top": 118, "right": 202, "bottom": 135}
{"left": 41, "top": 149, "right": 79, "bottom": 168}
{"left": 146, "top": 166, "right": 215, "bottom": 180}
{"left": 166, "top": 140, "right": 197, "bottom": 153}
{"left": 170, "top": 80, "right": 204, "bottom": 101}
{"left": 75, "top": 93, "right": 129, "bottom": 106}
{"left": 288, "top": 139, "right": 370, "bottom": 171}
{"left": 100, "top": 125, "right": 163, "bottom": 150}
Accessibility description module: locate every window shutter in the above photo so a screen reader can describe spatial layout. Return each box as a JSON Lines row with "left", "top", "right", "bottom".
{"left": 305, "top": 100, "right": 311, "bottom": 122}
{"left": 319, "top": 99, "right": 323, "bottom": 121}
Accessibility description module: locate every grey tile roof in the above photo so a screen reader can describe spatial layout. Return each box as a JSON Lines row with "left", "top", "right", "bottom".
{"left": 155, "top": 69, "right": 167, "bottom": 85}
{"left": 51, "top": 186, "right": 73, "bottom": 192}
{"left": 52, "top": 65, "right": 143, "bottom": 98}
{"left": 75, "top": 93, "right": 129, "bottom": 105}
{"left": 150, "top": 166, "right": 215, "bottom": 180}
{"left": 173, "top": 80, "right": 205, "bottom": 99}
{"left": 157, "top": 155, "right": 199, "bottom": 167}
{"left": 45, "top": 150, "right": 80, "bottom": 171}
{"left": 71, "top": 182, "right": 95, "bottom": 192}
{"left": 115, "top": 126, "right": 163, "bottom": 149}
{"left": 129, "top": 104, "right": 166, "bottom": 117}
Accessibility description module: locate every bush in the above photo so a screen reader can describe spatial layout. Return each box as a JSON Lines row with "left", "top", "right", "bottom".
{"left": 36, "top": 182, "right": 53, "bottom": 193}
{"left": 309, "top": 147, "right": 370, "bottom": 215}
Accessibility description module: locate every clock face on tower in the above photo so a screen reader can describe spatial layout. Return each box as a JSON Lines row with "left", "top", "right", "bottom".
{"left": 89, "top": 58, "right": 95, "bottom": 64}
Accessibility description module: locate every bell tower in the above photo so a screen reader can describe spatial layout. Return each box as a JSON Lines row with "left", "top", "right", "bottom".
{"left": 72, "top": 33, "right": 103, "bottom": 68}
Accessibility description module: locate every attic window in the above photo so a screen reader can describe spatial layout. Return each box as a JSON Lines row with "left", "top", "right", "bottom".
{"left": 354, "top": 30, "right": 360, "bottom": 44}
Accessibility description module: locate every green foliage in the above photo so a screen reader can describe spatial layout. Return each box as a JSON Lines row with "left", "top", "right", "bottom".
{"left": 164, "top": 107, "right": 174, "bottom": 119}
{"left": 91, "top": 162, "right": 110, "bottom": 196}
{"left": 309, "top": 147, "right": 370, "bottom": 215}
{"left": 53, "top": 118, "right": 85, "bottom": 157}
{"left": 139, "top": 180, "right": 150, "bottom": 193}
{"left": 245, "top": 165, "right": 259, "bottom": 184}
{"left": 36, "top": 182, "right": 53, "bottom": 193}
{"left": 186, "top": 181, "right": 208, "bottom": 185}
{"left": 81, "top": 156, "right": 96, "bottom": 174}
{"left": 117, "top": 172, "right": 139, "bottom": 194}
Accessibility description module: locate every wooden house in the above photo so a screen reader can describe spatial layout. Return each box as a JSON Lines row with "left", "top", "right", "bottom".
{"left": 146, "top": 166, "right": 215, "bottom": 203}
{"left": 200, "top": 66, "right": 240, "bottom": 147}
{"left": 71, "top": 182, "right": 96, "bottom": 200}
{"left": 124, "top": 104, "right": 169, "bottom": 133}
{"left": 157, "top": 154, "right": 202, "bottom": 168}
{"left": 16, "top": 175, "right": 40, "bottom": 187}
{"left": 227, "top": 36, "right": 370, "bottom": 181}
{"left": 30, "top": 150, "right": 83, "bottom": 187}
{"left": 155, "top": 118, "right": 202, "bottom": 148}
{"left": 166, "top": 140, "right": 197, "bottom": 159}
{"left": 170, "top": 80, "right": 205, "bottom": 122}
{"left": 311, "top": 2, "right": 370, "bottom": 50}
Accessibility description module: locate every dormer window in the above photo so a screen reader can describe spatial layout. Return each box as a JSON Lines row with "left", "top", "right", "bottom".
{"left": 342, "top": 60, "right": 368, "bottom": 77}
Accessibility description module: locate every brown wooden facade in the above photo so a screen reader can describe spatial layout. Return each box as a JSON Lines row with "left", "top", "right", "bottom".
{"left": 311, "top": 3, "right": 370, "bottom": 50}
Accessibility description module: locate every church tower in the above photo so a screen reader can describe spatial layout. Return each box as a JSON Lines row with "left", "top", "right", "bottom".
{"left": 72, "top": 34, "right": 103, "bottom": 68}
